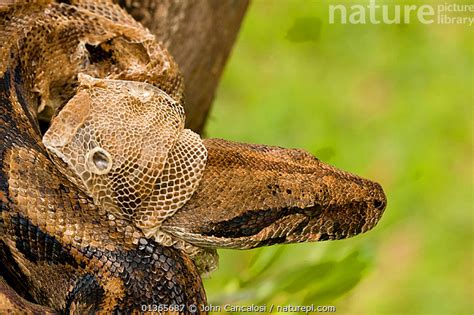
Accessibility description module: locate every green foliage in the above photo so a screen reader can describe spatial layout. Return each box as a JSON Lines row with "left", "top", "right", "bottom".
{"left": 204, "top": 245, "right": 373, "bottom": 311}
{"left": 204, "top": 1, "right": 473, "bottom": 314}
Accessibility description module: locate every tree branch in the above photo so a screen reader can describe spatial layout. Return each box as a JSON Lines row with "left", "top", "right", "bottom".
{"left": 116, "top": 0, "right": 249, "bottom": 134}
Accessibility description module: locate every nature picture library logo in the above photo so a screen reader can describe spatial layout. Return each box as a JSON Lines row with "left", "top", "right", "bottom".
{"left": 329, "top": 0, "right": 474, "bottom": 25}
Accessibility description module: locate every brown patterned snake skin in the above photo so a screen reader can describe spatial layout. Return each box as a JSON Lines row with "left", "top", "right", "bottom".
{"left": 0, "top": 1, "right": 387, "bottom": 313}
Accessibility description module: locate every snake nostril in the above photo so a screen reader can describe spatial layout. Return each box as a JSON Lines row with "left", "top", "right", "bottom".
{"left": 373, "top": 199, "right": 385, "bottom": 210}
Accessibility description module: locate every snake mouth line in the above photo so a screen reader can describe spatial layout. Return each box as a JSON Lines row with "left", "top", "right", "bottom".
{"left": 163, "top": 197, "right": 386, "bottom": 250}
{"left": 198, "top": 204, "right": 324, "bottom": 239}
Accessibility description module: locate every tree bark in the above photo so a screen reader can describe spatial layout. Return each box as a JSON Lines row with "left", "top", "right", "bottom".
{"left": 116, "top": 0, "right": 249, "bottom": 134}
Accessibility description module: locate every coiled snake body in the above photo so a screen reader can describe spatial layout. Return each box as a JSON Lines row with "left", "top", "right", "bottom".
{"left": 0, "top": 1, "right": 386, "bottom": 313}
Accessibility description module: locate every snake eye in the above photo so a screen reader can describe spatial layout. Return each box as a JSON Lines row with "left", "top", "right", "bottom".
{"left": 86, "top": 147, "right": 112, "bottom": 175}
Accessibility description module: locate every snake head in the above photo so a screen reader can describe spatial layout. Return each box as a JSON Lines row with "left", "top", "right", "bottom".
{"left": 162, "top": 139, "right": 386, "bottom": 249}
{"left": 43, "top": 74, "right": 207, "bottom": 232}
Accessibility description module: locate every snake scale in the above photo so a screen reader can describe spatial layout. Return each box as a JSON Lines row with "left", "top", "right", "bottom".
{"left": 0, "top": 1, "right": 386, "bottom": 313}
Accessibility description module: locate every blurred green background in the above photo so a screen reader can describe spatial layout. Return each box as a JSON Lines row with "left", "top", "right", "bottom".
{"left": 201, "top": 0, "right": 473, "bottom": 314}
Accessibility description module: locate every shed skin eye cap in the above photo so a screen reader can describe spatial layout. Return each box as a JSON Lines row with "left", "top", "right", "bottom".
{"left": 86, "top": 147, "right": 113, "bottom": 175}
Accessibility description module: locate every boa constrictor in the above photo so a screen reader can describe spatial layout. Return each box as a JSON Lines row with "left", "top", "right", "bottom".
{"left": 0, "top": 1, "right": 386, "bottom": 313}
